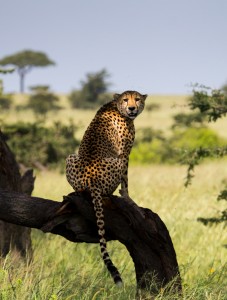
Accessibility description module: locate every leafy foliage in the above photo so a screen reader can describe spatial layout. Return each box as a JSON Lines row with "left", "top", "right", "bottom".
{"left": 189, "top": 84, "right": 227, "bottom": 122}
{"left": 197, "top": 204, "right": 227, "bottom": 225}
{"left": 0, "top": 94, "right": 12, "bottom": 110}
{"left": 180, "top": 86, "right": 227, "bottom": 185}
{"left": 0, "top": 50, "right": 55, "bottom": 68}
{"left": 68, "top": 69, "right": 112, "bottom": 109}
{"left": 27, "top": 85, "right": 61, "bottom": 120}
{"left": 130, "top": 126, "right": 226, "bottom": 165}
{"left": 180, "top": 85, "right": 227, "bottom": 225}
{"left": 172, "top": 112, "right": 206, "bottom": 128}
{"left": 181, "top": 146, "right": 227, "bottom": 187}
{"left": 171, "top": 127, "right": 225, "bottom": 150}
{"left": 0, "top": 50, "right": 55, "bottom": 92}
{"left": 1, "top": 121, "right": 79, "bottom": 169}
{"left": 221, "top": 82, "right": 227, "bottom": 95}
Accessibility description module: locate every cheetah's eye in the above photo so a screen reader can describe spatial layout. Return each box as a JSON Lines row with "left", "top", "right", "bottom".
{"left": 135, "top": 98, "right": 140, "bottom": 102}
{"left": 123, "top": 98, "right": 128, "bottom": 102}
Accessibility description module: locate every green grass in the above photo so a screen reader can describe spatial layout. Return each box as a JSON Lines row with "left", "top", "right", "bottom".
{"left": 0, "top": 94, "right": 227, "bottom": 299}
{"left": 1, "top": 163, "right": 227, "bottom": 299}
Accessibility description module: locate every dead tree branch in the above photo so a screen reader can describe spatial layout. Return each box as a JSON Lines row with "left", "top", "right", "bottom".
{"left": 0, "top": 189, "right": 182, "bottom": 294}
{"left": 0, "top": 130, "right": 182, "bottom": 295}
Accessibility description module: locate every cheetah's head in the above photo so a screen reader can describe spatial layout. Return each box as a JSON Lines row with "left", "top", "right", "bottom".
{"left": 114, "top": 91, "right": 147, "bottom": 120}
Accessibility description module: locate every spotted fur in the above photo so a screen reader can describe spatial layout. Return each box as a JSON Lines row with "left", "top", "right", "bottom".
{"left": 66, "top": 91, "right": 147, "bottom": 284}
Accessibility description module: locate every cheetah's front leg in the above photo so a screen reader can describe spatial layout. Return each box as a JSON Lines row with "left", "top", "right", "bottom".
{"left": 119, "top": 165, "right": 145, "bottom": 219}
{"left": 119, "top": 164, "right": 129, "bottom": 198}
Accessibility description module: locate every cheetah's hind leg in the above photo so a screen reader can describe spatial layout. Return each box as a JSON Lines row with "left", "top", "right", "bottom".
{"left": 66, "top": 154, "right": 82, "bottom": 192}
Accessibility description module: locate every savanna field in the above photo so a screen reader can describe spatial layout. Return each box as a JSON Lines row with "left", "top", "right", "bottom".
{"left": 0, "top": 94, "right": 227, "bottom": 299}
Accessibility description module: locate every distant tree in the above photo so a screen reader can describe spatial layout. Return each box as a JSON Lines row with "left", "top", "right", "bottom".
{"left": 69, "top": 69, "right": 111, "bottom": 109}
{"left": 0, "top": 50, "right": 55, "bottom": 93}
{"left": 221, "top": 82, "right": 227, "bottom": 96}
{"left": 27, "top": 85, "right": 60, "bottom": 120}
{"left": 80, "top": 69, "right": 110, "bottom": 102}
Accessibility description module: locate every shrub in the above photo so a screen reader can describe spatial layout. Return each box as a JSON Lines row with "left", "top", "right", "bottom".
{"left": 0, "top": 94, "right": 12, "bottom": 110}
{"left": 27, "top": 85, "right": 61, "bottom": 120}
{"left": 172, "top": 112, "right": 206, "bottom": 128}
{"left": 145, "top": 102, "right": 160, "bottom": 112}
{"left": 68, "top": 90, "right": 112, "bottom": 109}
{"left": 134, "top": 128, "right": 164, "bottom": 145}
{"left": 170, "top": 127, "right": 226, "bottom": 150}
{"left": 130, "top": 139, "right": 166, "bottom": 164}
{"left": 2, "top": 121, "right": 79, "bottom": 169}
{"left": 68, "top": 69, "right": 111, "bottom": 109}
{"left": 130, "top": 127, "right": 227, "bottom": 165}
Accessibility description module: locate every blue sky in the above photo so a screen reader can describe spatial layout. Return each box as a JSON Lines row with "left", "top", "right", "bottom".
{"left": 1, "top": 0, "right": 227, "bottom": 94}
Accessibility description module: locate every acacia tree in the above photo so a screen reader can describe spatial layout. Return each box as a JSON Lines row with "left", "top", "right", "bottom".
{"left": 0, "top": 50, "right": 55, "bottom": 93}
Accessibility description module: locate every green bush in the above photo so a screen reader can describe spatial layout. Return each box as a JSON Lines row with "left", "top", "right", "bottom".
{"left": 170, "top": 127, "right": 226, "bottom": 150}
{"left": 27, "top": 86, "right": 61, "bottom": 120}
{"left": 68, "top": 90, "right": 112, "bottom": 109}
{"left": 134, "top": 127, "right": 164, "bottom": 145}
{"left": 145, "top": 102, "right": 160, "bottom": 112}
{"left": 172, "top": 112, "right": 206, "bottom": 128}
{"left": 130, "top": 139, "right": 165, "bottom": 164}
{"left": 130, "top": 127, "right": 227, "bottom": 165}
{"left": 68, "top": 69, "right": 111, "bottom": 109}
{"left": 0, "top": 94, "right": 12, "bottom": 110}
{"left": 2, "top": 121, "right": 79, "bottom": 169}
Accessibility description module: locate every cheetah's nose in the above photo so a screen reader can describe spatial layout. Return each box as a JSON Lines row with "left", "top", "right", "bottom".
{"left": 128, "top": 106, "right": 136, "bottom": 111}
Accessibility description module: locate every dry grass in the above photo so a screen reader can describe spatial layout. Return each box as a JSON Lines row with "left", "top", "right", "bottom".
{"left": 28, "top": 161, "right": 227, "bottom": 299}
{"left": 3, "top": 93, "right": 227, "bottom": 140}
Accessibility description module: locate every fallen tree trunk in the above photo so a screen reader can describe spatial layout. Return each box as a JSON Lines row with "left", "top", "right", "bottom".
{"left": 0, "top": 189, "right": 182, "bottom": 295}
{"left": 0, "top": 130, "right": 182, "bottom": 296}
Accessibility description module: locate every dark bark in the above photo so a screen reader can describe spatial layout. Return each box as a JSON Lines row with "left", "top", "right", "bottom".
{"left": 0, "top": 131, "right": 35, "bottom": 258}
{"left": 0, "top": 189, "right": 182, "bottom": 295}
{"left": 19, "top": 69, "right": 25, "bottom": 93}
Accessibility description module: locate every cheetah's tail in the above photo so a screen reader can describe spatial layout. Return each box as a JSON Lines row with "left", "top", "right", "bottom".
{"left": 90, "top": 190, "right": 123, "bottom": 286}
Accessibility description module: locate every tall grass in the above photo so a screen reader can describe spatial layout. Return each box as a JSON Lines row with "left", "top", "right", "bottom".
{"left": 1, "top": 163, "right": 227, "bottom": 299}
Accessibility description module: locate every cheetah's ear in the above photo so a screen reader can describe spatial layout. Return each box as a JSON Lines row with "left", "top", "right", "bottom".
{"left": 113, "top": 93, "right": 120, "bottom": 101}
{"left": 143, "top": 94, "right": 148, "bottom": 100}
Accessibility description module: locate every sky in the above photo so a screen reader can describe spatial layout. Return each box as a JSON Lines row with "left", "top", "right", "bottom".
{"left": 1, "top": 0, "right": 227, "bottom": 95}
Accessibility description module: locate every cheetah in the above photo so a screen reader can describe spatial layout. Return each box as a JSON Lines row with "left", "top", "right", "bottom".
{"left": 66, "top": 91, "right": 147, "bottom": 285}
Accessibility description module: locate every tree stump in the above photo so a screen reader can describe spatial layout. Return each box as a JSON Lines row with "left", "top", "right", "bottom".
{"left": 0, "top": 130, "right": 35, "bottom": 258}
